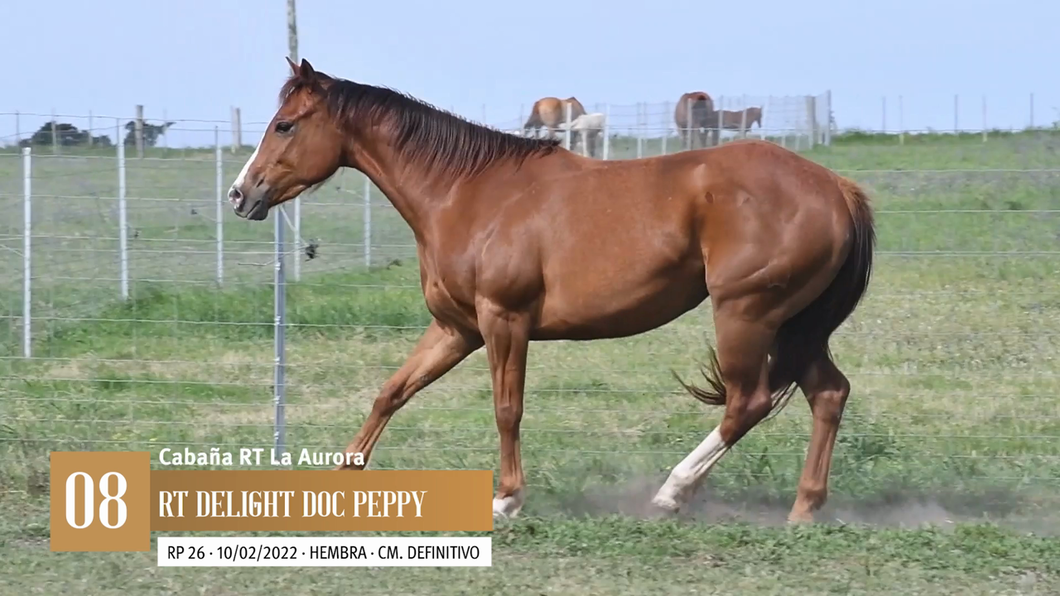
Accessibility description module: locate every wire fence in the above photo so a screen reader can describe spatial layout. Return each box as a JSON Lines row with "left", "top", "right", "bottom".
{"left": 2, "top": 116, "right": 1059, "bottom": 518}
{"left": 3, "top": 90, "right": 1056, "bottom": 154}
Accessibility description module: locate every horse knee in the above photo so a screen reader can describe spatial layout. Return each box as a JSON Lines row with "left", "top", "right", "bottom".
{"left": 719, "top": 388, "right": 773, "bottom": 444}
{"left": 494, "top": 402, "right": 522, "bottom": 430}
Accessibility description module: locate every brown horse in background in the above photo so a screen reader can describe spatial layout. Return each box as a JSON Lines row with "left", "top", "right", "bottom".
{"left": 718, "top": 106, "right": 764, "bottom": 137}
{"left": 229, "top": 59, "right": 876, "bottom": 525}
{"left": 523, "top": 96, "right": 586, "bottom": 141}
{"left": 674, "top": 91, "right": 715, "bottom": 149}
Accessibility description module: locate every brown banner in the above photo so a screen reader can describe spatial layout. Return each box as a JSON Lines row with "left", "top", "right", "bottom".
{"left": 50, "top": 452, "right": 494, "bottom": 551}
{"left": 150, "top": 470, "right": 494, "bottom": 532}
{"left": 50, "top": 451, "right": 152, "bottom": 552}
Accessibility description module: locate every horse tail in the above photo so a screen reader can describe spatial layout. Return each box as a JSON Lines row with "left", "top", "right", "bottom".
{"left": 675, "top": 174, "right": 876, "bottom": 414}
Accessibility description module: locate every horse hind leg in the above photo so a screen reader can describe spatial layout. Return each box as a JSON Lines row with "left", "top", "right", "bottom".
{"left": 652, "top": 308, "right": 787, "bottom": 513}
{"left": 788, "top": 353, "right": 850, "bottom": 523}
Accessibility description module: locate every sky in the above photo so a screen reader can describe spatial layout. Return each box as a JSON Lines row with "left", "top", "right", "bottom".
{"left": 3, "top": 0, "right": 1056, "bottom": 148}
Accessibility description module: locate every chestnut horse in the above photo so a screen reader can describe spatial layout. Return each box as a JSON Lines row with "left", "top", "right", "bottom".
{"left": 229, "top": 59, "right": 876, "bottom": 524}
{"left": 674, "top": 91, "right": 715, "bottom": 149}
{"left": 718, "top": 106, "right": 764, "bottom": 136}
{"left": 523, "top": 96, "right": 586, "bottom": 143}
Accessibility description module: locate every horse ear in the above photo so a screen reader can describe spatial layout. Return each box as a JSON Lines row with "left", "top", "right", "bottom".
{"left": 286, "top": 56, "right": 298, "bottom": 76}
{"left": 298, "top": 58, "right": 317, "bottom": 81}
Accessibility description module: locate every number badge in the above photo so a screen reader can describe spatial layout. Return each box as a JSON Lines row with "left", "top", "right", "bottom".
{"left": 50, "top": 452, "right": 151, "bottom": 552}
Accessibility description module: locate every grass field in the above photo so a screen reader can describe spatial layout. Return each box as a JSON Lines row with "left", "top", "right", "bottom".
{"left": 1, "top": 129, "right": 1060, "bottom": 594}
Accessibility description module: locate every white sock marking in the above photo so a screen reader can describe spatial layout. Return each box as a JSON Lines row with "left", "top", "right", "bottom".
{"left": 652, "top": 426, "right": 729, "bottom": 511}
{"left": 492, "top": 488, "right": 524, "bottom": 520}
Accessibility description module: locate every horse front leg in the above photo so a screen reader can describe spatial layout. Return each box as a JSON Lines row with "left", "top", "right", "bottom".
{"left": 477, "top": 303, "right": 531, "bottom": 519}
{"left": 337, "top": 320, "right": 482, "bottom": 469}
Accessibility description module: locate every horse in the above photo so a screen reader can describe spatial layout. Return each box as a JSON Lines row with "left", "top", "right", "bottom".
{"left": 523, "top": 96, "right": 586, "bottom": 146}
{"left": 228, "top": 58, "right": 876, "bottom": 524}
{"left": 717, "top": 106, "right": 764, "bottom": 137}
{"left": 556, "top": 112, "right": 606, "bottom": 158}
{"left": 674, "top": 91, "right": 715, "bottom": 149}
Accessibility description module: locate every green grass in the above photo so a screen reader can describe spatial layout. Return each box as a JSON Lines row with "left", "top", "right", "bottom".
{"left": 3, "top": 510, "right": 1060, "bottom": 594}
{"left": 1, "top": 130, "right": 1060, "bottom": 593}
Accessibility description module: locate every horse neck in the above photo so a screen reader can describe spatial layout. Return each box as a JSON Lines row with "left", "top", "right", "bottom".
{"left": 344, "top": 128, "right": 451, "bottom": 238}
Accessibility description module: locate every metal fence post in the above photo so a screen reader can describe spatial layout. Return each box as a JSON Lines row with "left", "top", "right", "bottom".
{"left": 215, "top": 126, "right": 224, "bottom": 286}
{"left": 602, "top": 104, "right": 610, "bottom": 160}
{"left": 293, "top": 197, "right": 301, "bottom": 281}
{"left": 22, "top": 147, "right": 32, "bottom": 359}
{"left": 636, "top": 102, "right": 644, "bottom": 158}
{"left": 661, "top": 101, "right": 669, "bottom": 155}
{"left": 117, "top": 123, "right": 129, "bottom": 300}
{"left": 363, "top": 175, "right": 372, "bottom": 268}
{"left": 563, "top": 102, "right": 572, "bottom": 151}
{"left": 274, "top": 205, "right": 287, "bottom": 457}
{"left": 824, "top": 90, "right": 833, "bottom": 146}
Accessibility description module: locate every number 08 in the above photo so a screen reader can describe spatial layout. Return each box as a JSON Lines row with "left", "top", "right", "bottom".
{"left": 65, "top": 471, "right": 128, "bottom": 529}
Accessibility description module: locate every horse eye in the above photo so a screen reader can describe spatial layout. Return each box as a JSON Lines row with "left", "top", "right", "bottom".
{"left": 275, "top": 121, "right": 294, "bottom": 134}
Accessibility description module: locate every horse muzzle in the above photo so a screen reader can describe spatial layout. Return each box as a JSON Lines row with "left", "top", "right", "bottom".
{"left": 228, "top": 185, "right": 271, "bottom": 221}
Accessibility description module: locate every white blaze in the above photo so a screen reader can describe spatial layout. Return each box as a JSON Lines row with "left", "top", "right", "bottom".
{"left": 230, "top": 129, "right": 267, "bottom": 197}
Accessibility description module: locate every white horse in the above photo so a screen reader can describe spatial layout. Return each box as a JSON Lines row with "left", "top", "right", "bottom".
{"left": 556, "top": 112, "right": 606, "bottom": 158}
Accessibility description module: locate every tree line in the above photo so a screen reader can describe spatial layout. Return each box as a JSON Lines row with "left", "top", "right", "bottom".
{"left": 20, "top": 120, "right": 174, "bottom": 149}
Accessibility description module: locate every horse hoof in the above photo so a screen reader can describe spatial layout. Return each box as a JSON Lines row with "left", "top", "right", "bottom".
{"left": 786, "top": 512, "right": 815, "bottom": 525}
{"left": 649, "top": 495, "right": 683, "bottom": 520}
{"left": 492, "top": 490, "right": 524, "bottom": 520}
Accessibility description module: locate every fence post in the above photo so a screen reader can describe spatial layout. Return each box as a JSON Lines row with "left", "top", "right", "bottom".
{"left": 14, "top": 111, "right": 20, "bottom": 145}
{"left": 686, "top": 98, "right": 693, "bottom": 150}
{"left": 51, "top": 109, "right": 59, "bottom": 155}
{"left": 292, "top": 197, "right": 301, "bottom": 281}
{"left": 231, "top": 107, "right": 242, "bottom": 153}
{"left": 363, "top": 175, "right": 372, "bottom": 267}
{"left": 88, "top": 111, "right": 94, "bottom": 148}
{"left": 766, "top": 96, "right": 774, "bottom": 144}
{"left": 953, "top": 94, "right": 959, "bottom": 135}
{"left": 274, "top": 205, "right": 287, "bottom": 456}
{"left": 807, "top": 96, "right": 817, "bottom": 149}
{"left": 898, "top": 95, "right": 905, "bottom": 145}
{"left": 117, "top": 125, "right": 129, "bottom": 300}
{"left": 636, "top": 103, "right": 644, "bottom": 158}
{"left": 134, "top": 105, "right": 144, "bottom": 159}
{"left": 740, "top": 95, "right": 748, "bottom": 139}
{"left": 602, "top": 103, "right": 610, "bottom": 160}
{"left": 215, "top": 127, "right": 224, "bottom": 286}
{"left": 161, "top": 109, "right": 169, "bottom": 153}
{"left": 717, "top": 96, "right": 725, "bottom": 147}
{"left": 563, "top": 102, "right": 572, "bottom": 150}
{"left": 661, "top": 100, "right": 669, "bottom": 155}
{"left": 982, "top": 95, "right": 987, "bottom": 143}
{"left": 823, "top": 90, "right": 832, "bottom": 146}
{"left": 22, "top": 147, "right": 32, "bottom": 359}
{"left": 881, "top": 96, "right": 886, "bottom": 134}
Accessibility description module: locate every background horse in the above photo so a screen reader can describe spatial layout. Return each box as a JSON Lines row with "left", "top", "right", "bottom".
{"left": 228, "top": 58, "right": 876, "bottom": 524}
{"left": 556, "top": 112, "right": 606, "bottom": 158}
{"left": 717, "top": 106, "right": 764, "bottom": 137}
{"left": 674, "top": 91, "right": 715, "bottom": 149}
{"left": 523, "top": 96, "right": 587, "bottom": 144}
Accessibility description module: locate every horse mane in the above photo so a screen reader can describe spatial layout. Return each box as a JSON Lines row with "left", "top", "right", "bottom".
{"left": 281, "top": 74, "right": 561, "bottom": 179}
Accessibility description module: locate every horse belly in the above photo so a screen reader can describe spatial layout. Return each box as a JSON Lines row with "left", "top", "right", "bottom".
{"left": 533, "top": 256, "right": 707, "bottom": 341}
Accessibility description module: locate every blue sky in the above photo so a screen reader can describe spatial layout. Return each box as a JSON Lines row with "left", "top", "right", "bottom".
{"left": 3, "top": 0, "right": 1055, "bottom": 147}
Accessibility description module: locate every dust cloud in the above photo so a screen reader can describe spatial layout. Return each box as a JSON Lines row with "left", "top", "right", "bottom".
{"left": 548, "top": 476, "right": 1057, "bottom": 534}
